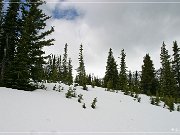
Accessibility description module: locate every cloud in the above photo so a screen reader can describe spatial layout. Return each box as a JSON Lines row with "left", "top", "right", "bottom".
{"left": 43, "top": 0, "right": 180, "bottom": 78}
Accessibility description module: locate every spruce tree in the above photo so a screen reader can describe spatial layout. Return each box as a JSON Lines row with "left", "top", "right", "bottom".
{"left": 67, "top": 58, "right": 73, "bottom": 85}
{"left": 141, "top": 54, "right": 158, "bottom": 95}
{"left": 57, "top": 55, "right": 62, "bottom": 81}
{"left": 77, "top": 44, "right": 87, "bottom": 89}
{"left": 104, "top": 48, "right": 119, "bottom": 90}
{"left": 0, "top": 0, "right": 20, "bottom": 86}
{"left": 172, "top": 41, "right": 180, "bottom": 97}
{"left": 62, "top": 43, "right": 68, "bottom": 83}
{"left": 160, "top": 42, "right": 177, "bottom": 97}
{"left": 4, "top": 0, "right": 54, "bottom": 90}
{"left": 119, "top": 49, "right": 128, "bottom": 91}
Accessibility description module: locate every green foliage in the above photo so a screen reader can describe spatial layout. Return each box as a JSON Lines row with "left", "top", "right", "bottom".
{"left": 65, "top": 87, "right": 76, "bottom": 98}
{"left": 164, "top": 96, "right": 175, "bottom": 112}
{"left": 62, "top": 43, "right": 68, "bottom": 83}
{"left": 91, "top": 97, "right": 97, "bottom": 109}
{"left": 104, "top": 48, "right": 119, "bottom": 90}
{"left": 67, "top": 58, "right": 73, "bottom": 85}
{"left": 177, "top": 105, "right": 180, "bottom": 112}
{"left": 141, "top": 54, "right": 158, "bottom": 95}
{"left": 150, "top": 97, "right": 155, "bottom": 105}
{"left": 119, "top": 49, "right": 128, "bottom": 91}
{"left": 53, "top": 85, "right": 56, "bottom": 90}
{"left": 160, "top": 42, "right": 177, "bottom": 97}
{"left": 76, "top": 44, "right": 87, "bottom": 88}
{"left": 78, "top": 94, "right": 83, "bottom": 103}
{"left": 172, "top": 41, "right": 180, "bottom": 98}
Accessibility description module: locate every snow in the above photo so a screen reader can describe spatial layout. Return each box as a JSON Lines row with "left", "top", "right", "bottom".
{"left": 0, "top": 83, "right": 180, "bottom": 135}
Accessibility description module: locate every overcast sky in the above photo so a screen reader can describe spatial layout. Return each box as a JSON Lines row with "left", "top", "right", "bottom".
{"left": 43, "top": 0, "right": 180, "bottom": 78}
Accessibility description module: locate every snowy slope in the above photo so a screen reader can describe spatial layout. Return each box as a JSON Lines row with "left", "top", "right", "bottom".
{"left": 0, "top": 83, "right": 180, "bottom": 135}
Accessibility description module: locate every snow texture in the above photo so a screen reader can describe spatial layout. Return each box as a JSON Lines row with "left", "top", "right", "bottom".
{"left": 0, "top": 83, "right": 180, "bottom": 135}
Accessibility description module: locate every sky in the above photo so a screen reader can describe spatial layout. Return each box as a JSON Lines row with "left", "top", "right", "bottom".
{"left": 42, "top": 0, "right": 180, "bottom": 78}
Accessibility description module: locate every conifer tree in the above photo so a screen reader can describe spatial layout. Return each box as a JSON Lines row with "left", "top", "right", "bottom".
{"left": 160, "top": 42, "right": 177, "bottom": 97}
{"left": 77, "top": 44, "right": 87, "bottom": 89}
{"left": 57, "top": 55, "right": 62, "bottom": 81}
{"left": 3, "top": 0, "right": 54, "bottom": 90}
{"left": 141, "top": 54, "right": 158, "bottom": 95}
{"left": 67, "top": 58, "right": 73, "bottom": 85}
{"left": 104, "top": 48, "right": 119, "bottom": 90}
{"left": 119, "top": 49, "right": 128, "bottom": 91}
{"left": 62, "top": 43, "right": 68, "bottom": 83}
{"left": 172, "top": 41, "right": 180, "bottom": 97}
{"left": 128, "top": 71, "right": 133, "bottom": 89}
{"left": 0, "top": 0, "right": 20, "bottom": 86}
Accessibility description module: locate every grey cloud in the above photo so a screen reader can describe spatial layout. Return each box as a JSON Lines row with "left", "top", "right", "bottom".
{"left": 43, "top": 0, "right": 180, "bottom": 77}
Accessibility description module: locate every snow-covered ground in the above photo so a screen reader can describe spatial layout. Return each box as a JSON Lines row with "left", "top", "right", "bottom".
{"left": 0, "top": 83, "right": 180, "bottom": 135}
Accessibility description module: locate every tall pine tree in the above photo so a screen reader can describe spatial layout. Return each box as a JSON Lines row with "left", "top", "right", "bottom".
{"left": 4, "top": 0, "right": 54, "bottom": 90}
{"left": 77, "top": 44, "right": 87, "bottom": 89}
{"left": 104, "top": 48, "right": 119, "bottom": 90}
{"left": 172, "top": 41, "right": 180, "bottom": 97}
{"left": 141, "top": 54, "right": 158, "bottom": 95}
{"left": 67, "top": 58, "right": 73, "bottom": 85}
{"left": 160, "top": 42, "right": 177, "bottom": 97}
{"left": 0, "top": 0, "right": 20, "bottom": 86}
{"left": 62, "top": 43, "right": 68, "bottom": 83}
{"left": 119, "top": 49, "right": 128, "bottom": 91}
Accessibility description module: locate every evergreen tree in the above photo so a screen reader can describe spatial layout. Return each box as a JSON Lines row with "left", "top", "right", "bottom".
{"left": 128, "top": 70, "right": 133, "bottom": 90}
{"left": 0, "top": 0, "right": 20, "bottom": 86}
{"left": 57, "top": 55, "right": 62, "bottom": 81}
{"left": 3, "top": 0, "right": 54, "bottom": 90}
{"left": 141, "top": 54, "right": 158, "bottom": 95}
{"left": 104, "top": 48, "right": 119, "bottom": 90}
{"left": 160, "top": 42, "right": 177, "bottom": 97}
{"left": 62, "top": 43, "right": 68, "bottom": 83}
{"left": 172, "top": 41, "right": 180, "bottom": 97}
{"left": 119, "top": 49, "right": 128, "bottom": 91}
{"left": 67, "top": 58, "right": 73, "bottom": 85}
{"left": 50, "top": 55, "right": 58, "bottom": 82}
{"left": 77, "top": 44, "right": 87, "bottom": 89}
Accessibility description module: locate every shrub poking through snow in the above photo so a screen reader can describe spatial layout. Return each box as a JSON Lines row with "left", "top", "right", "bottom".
{"left": 58, "top": 85, "right": 61, "bottom": 92}
{"left": 78, "top": 94, "right": 83, "bottom": 103}
{"left": 83, "top": 85, "right": 88, "bottom": 90}
{"left": 65, "top": 87, "right": 76, "bottom": 98}
{"left": 177, "top": 105, "right": 180, "bottom": 112}
{"left": 138, "top": 97, "right": 141, "bottom": 103}
{"left": 39, "top": 83, "right": 45, "bottom": 89}
{"left": 150, "top": 97, "right": 155, "bottom": 105}
{"left": 53, "top": 85, "right": 56, "bottom": 90}
{"left": 91, "top": 97, "right": 97, "bottom": 109}
{"left": 61, "top": 87, "right": 64, "bottom": 91}
{"left": 73, "top": 87, "right": 76, "bottom": 90}
{"left": 82, "top": 103, "right": 86, "bottom": 109}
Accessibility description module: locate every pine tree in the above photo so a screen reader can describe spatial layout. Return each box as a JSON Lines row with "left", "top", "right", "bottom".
{"left": 3, "top": 0, "right": 54, "bottom": 90}
{"left": 62, "top": 43, "right": 68, "bottom": 83}
{"left": 172, "top": 41, "right": 180, "bottom": 97}
{"left": 128, "top": 70, "right": 133, "bottom": 91}
{"left": 57, "top": 55, "right": 62, "bottom": 81}
{"left": 67, "top": 58, "right": 73, "bottom": 85}
{"left": 119, "top": 49, "right": 128, "bottom": 91}
{"left": 104, "top": 48, "right": 119, "bottom": 90}
{"left": 141, "top": 54, "right": 158, "bottom": 95}
{"left": 77, "top": 44, "right": 87, "bottom": 89}
{"left": 50, "top": 55, "right": 58, "bottom": 82}
{"left": 0, "top": 0, "right": 20, "bottom": 86}
{"left": 160, "top": 42, "right": 177, "bottom": 97}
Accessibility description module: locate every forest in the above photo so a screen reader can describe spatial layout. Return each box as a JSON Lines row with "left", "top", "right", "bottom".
{"left": 0, "top": 0, "right": 180, "bottom": 112}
